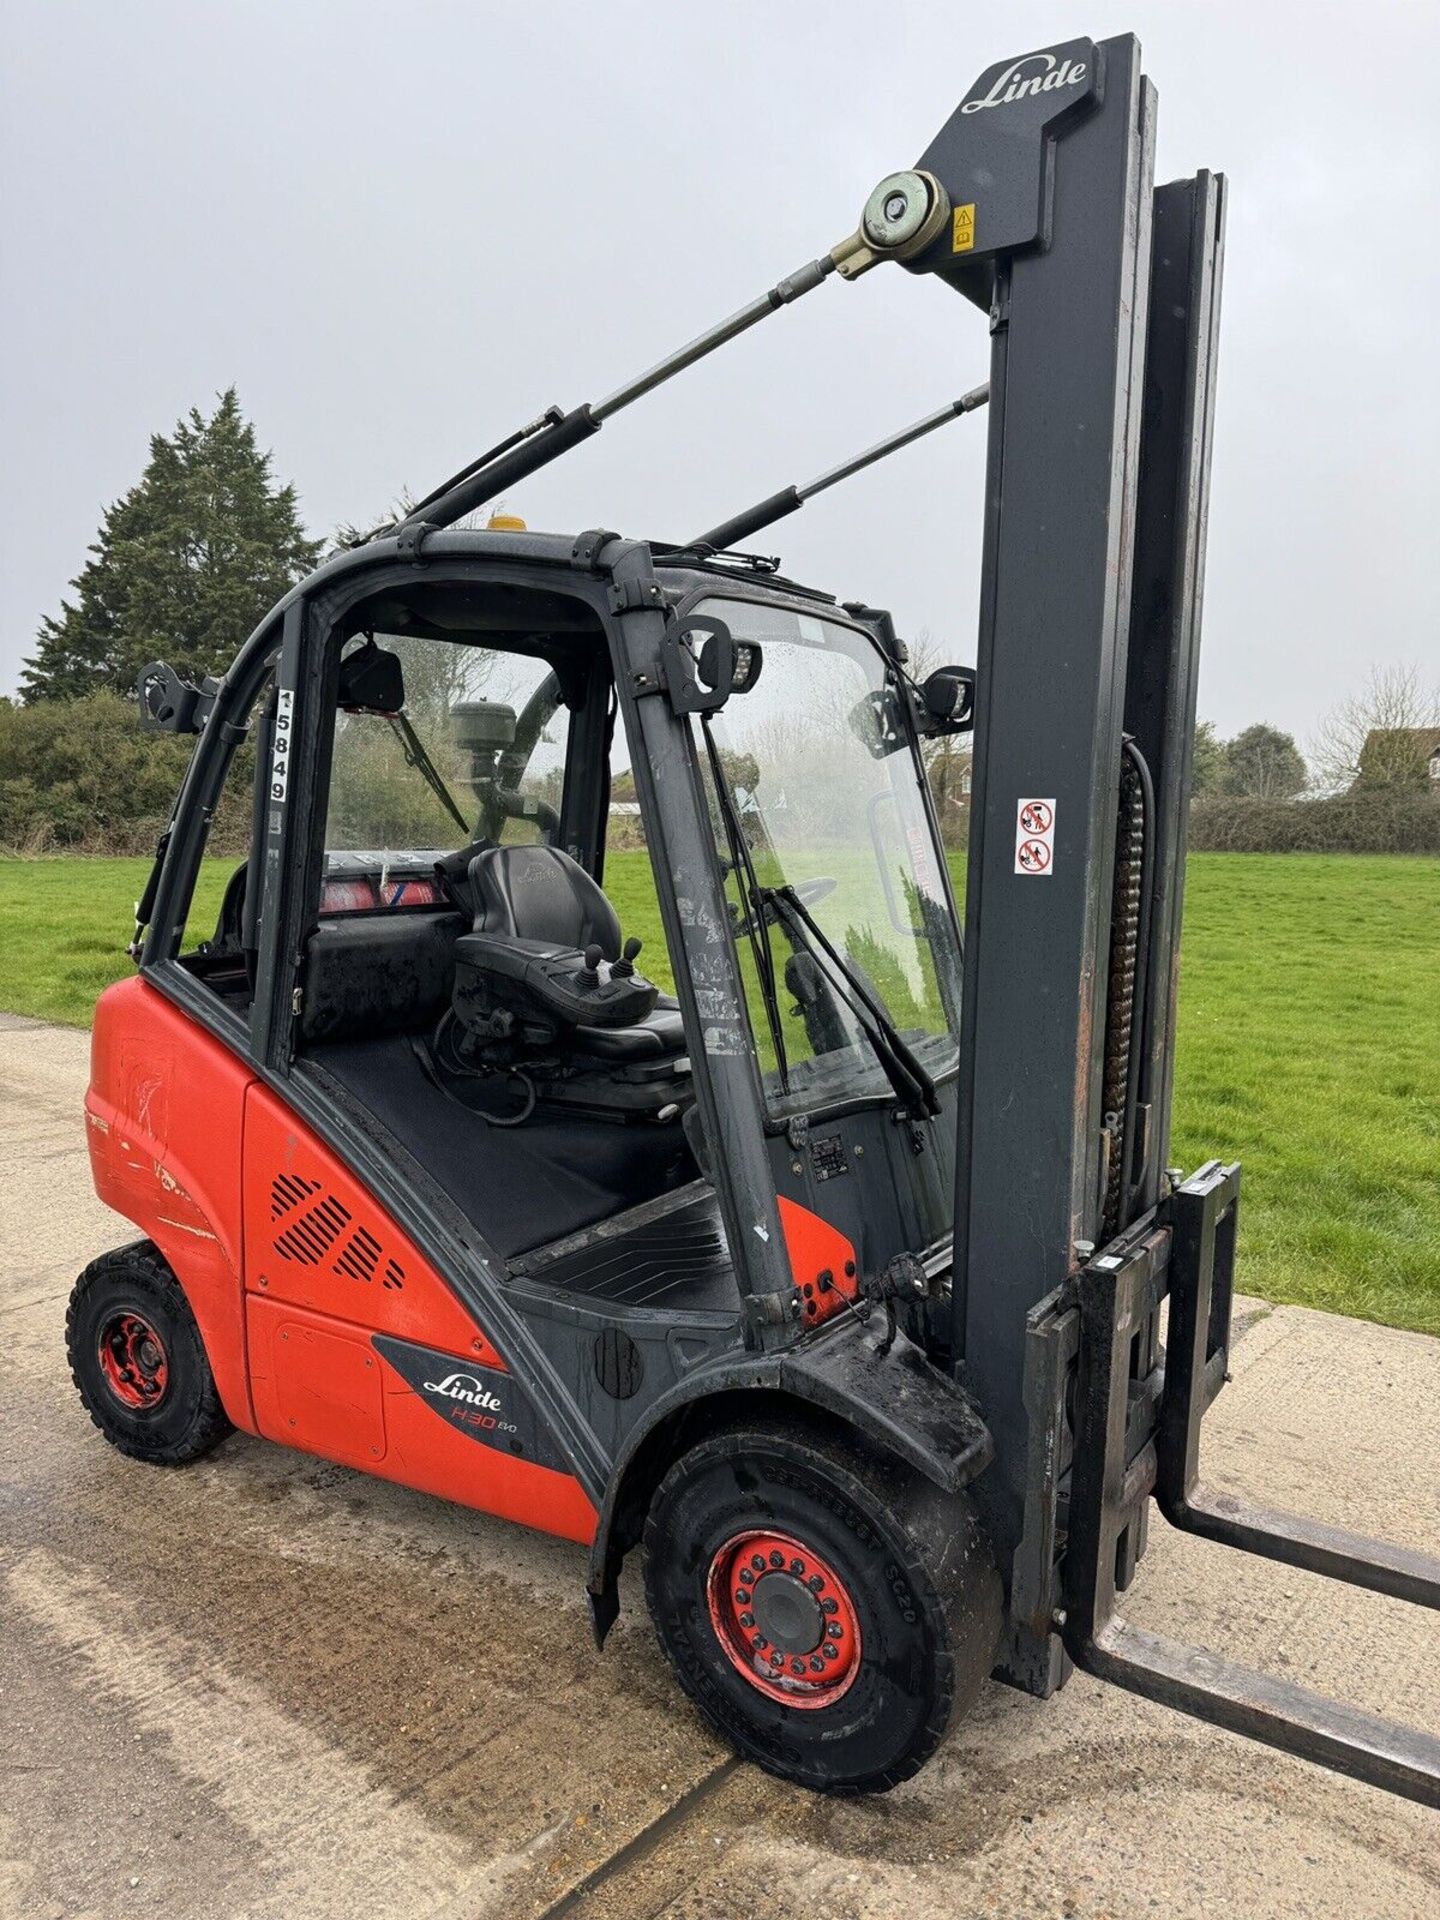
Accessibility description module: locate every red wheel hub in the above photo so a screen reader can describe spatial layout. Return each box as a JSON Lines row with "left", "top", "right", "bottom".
{"left": 96, "top": 1312, "right": 169, "bottom": 1409}
{"left": 705, "top": 1528, "right": 863, "bottom": 1708}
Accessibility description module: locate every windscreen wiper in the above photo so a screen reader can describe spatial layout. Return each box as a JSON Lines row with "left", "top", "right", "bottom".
{"left": 767, "top": 884, "right": 941, "bottom": 1118}
{"left": 699, "top": 718, "right": 791, "bottom": 1092}
{"left": 387, "top": 712, "right": 472, "bottom": 839}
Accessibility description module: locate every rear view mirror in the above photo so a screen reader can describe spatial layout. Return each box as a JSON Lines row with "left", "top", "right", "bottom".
{"left": 337, "top": 640, "right": 405, "bottom": 714}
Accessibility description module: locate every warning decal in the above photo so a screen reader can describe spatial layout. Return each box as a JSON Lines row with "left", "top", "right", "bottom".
{"left": 1014, "top": 797, "right": 1056, "bottom": 876}
{"left": 952, "top": 203, "right": 977, "bottom": 253}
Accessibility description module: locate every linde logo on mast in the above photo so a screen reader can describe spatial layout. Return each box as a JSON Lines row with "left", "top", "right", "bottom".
{"left": 962, "top": 52, "right": 1087, "bottom": 114}
{"left": 423, "top": 1371, "right": 503, "bottom": 1412}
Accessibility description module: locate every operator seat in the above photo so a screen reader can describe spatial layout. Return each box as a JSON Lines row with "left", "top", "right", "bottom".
{"left": 460, "top": 844, "right": 686, "bottom": 1067}
{"left": 468, "top": 844, "right": 624, "bottom": 959}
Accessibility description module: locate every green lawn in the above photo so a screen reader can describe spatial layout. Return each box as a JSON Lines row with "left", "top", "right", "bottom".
{"left": 2, "top": 852, "right": 1436, "bottom": 1336}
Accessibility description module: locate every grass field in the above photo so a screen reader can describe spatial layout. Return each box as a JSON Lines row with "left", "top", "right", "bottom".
{"left": 2, "top": 852, "right": 1436, "bottom": 1336}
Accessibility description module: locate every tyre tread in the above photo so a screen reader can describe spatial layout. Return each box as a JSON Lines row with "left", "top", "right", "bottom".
{"left": 66, "top": 1241, "right": 232, "bottom": 1466}
{"left": 643, "top": 1412, "right": 998, "bottom": 1793}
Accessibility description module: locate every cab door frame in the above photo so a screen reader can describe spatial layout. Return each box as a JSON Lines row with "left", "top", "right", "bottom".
{"left": 242, "top": 544, "right": 642, "bottom": 1506}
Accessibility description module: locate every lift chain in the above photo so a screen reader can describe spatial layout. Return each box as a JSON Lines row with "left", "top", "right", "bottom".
{"left": 1099, "top": 753, "right": 1145, "bottom": 1240}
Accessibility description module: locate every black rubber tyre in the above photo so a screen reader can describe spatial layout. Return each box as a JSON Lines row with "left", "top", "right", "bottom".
{"left": 644, "top": 1419, "right": 1002, "bottom": 1793}
{"left": 66, "top": 1242, "right": 232, "bottom": 1466}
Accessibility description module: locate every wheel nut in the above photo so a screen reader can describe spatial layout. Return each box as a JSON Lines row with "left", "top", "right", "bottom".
{"left": 810, "top": 1657, "right": 825, "bottom": 1673}
{"left": 769, "top": 1550, "right": 784, "bottom": 1568}
{"left": 739, "top": 1612, "right": 754, "bottom": 1628}
{"left": 790, "top": 1558, "right": 806, "bottom": 1576}
{"left": 791, "top": 1660, "right": 805, "bottom": 1675}
{"left": 823, "top": 1643, "right": 839, "bottom": 1661}
{"left": 807, "top": 1575, "right": 825, "bottom": 1593}
{"left": 821, "top": 1597, "right": 837, "bottom": 1614}
{"left": 736, "top": 1589, "right": 751, "bottom": 1606}
{"left": 753, "top": 1634, "right": 767, "bottom": 1650}
{"left": 751, "top": 1554, "right": 766, "bottom": 1572}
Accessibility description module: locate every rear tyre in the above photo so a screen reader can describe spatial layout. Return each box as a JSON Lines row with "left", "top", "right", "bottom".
{"left": 643, "top": 1419, "right": 1001, "bottom": 1793}
{"left": 66, "top": 1242, "right": 232, "bottom": 1466}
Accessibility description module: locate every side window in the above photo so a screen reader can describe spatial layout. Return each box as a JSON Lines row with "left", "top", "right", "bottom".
{"left": 322, "top": 633, "right": 567, "bottom": 912}
{"left": 174, "top": 665, "right": 275, "bottom": 1012}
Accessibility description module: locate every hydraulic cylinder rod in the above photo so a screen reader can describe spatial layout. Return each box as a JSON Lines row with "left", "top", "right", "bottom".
{"left": 391, "top": 256, "right": 840, "bottom": 538}
{"left": 382, "top": 167, "right": 954, "bottom": 542}
{"left": 691, "top": 383, "right": 989, "bottom": 550}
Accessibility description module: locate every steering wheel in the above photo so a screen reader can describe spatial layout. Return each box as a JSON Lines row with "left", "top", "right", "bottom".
{"left": 729, "top": 875, "right": 836, "bottom": 942}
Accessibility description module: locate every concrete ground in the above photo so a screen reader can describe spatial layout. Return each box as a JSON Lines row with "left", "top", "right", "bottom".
{"left": 1, "top": 1012, "right": 1436, "bottom": 1920}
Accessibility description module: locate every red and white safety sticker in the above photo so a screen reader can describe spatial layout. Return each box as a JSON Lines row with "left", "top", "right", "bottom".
{"left": 1014, "top": 797, "right": 1055, "bottom": 876}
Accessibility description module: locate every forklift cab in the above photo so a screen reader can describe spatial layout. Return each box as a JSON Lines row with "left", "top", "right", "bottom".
{"left": 150, "top": 534, "right": 968, "bottom": 1306}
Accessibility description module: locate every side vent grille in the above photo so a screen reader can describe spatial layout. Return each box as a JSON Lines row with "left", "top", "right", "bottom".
{"left": 268, "top": 1173, "right": 405, "bottom": 1290}
{"left": 334, "top": 1226, "right": 381, "bottom": 1283}
{"left": 271, "top": 1173, "right": 321, "bottom": 1217}
{"left": 274, "top": 1194, "right": 352, "bottom": 1266}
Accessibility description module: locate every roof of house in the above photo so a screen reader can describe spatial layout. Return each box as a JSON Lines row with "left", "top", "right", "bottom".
{"left": 1354, "top": 727, "right": 1440, "bottom": 785}
{"left": 1360, "top": 728, "right": 1440, "bottom": 753}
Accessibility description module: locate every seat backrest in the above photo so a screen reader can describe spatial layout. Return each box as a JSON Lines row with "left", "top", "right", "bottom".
{"left": 468, "top": 845, "right": 621, "bottom": 959}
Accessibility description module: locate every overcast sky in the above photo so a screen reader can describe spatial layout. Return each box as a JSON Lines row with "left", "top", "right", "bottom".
{"left": 2, "top": 0, "right": 1437, "bottom": 745}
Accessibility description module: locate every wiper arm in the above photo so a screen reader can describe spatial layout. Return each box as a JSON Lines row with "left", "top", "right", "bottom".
{"left": 769, "top": 884, "right": 940, "bottom": 1118}
{"left": 387, "top": 711, "right": 472, "bottom": 839}
{"left": 699, "top": 716, "right": 790, "bottom": 1091}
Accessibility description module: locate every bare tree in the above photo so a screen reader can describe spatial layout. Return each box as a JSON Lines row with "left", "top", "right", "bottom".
{"left": 1309, "top": 664, "right": 1440, "bottom": 794}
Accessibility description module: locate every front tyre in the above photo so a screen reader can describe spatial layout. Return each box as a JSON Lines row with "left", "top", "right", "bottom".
{"left": 66, "top": 1242, "right": 232, "bottom": 1466}
{"left": 644, "top": 1420, "right": 1001, "bottom": 1793}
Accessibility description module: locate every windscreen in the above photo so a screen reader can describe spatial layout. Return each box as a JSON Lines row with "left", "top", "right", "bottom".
{"left": 692, "top": 595, "right": 962, "bottom": 1113}
{"left": 322, "top": 633, "right": 567, "bottom": 910}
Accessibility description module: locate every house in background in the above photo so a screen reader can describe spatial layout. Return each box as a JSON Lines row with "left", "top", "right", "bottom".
{"left": 1353, "top": 727, "right": 1440, "bottom": 789}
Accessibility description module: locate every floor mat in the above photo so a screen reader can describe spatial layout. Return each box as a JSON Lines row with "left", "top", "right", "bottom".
{"left": 514, "top": 1189, "right": 735, "bottom": 1313}
{"left": 306, "top": 1033, "right": 696, "bottom": 1258}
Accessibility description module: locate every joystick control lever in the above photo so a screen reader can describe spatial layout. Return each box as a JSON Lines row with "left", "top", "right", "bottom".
{"left": 611, "top": 936, "right": 643, "bottom": 980}
{"left": 578, "top": 944, "right": 604, "bottom": 989}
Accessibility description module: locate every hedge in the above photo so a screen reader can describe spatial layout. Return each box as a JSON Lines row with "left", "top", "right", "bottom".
{"left": 0, "top": 691, "right": 251, "bottom": 856}
{"left": 1187, "top": 791, "right": 1440, "bottom": 854}
{"left": 5, "top": 692, "right": 1438, "bottom": 860}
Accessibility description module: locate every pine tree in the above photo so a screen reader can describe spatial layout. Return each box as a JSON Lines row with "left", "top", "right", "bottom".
{"left": 21, "top": 389, "right": 323, "bottom": 701}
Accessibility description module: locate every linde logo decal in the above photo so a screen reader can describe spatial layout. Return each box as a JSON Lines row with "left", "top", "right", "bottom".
{"left": 423, "top": 1371, "right": 503, "bottom": 1412}
{"left": 962, "top": 52, "right": 1087, "bottom": 114}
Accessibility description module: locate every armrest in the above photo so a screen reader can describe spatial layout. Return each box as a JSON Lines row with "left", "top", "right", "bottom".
{"left": 453, "top": 932, "right": 658, "bottom": 1035}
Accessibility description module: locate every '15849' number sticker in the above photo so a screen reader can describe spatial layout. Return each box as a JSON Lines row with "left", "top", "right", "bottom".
{"left": 270, "top": 688, "right": 295, "bottom": 803}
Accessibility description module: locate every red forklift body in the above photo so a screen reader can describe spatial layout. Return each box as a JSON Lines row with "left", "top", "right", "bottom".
{"left": 89, "top": 974, "right": 599, "bottom": 1541}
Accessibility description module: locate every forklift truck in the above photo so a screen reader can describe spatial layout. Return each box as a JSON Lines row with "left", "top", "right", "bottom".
{"left": 68, "top": 34, "right": 1440, "bottom": 1799}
